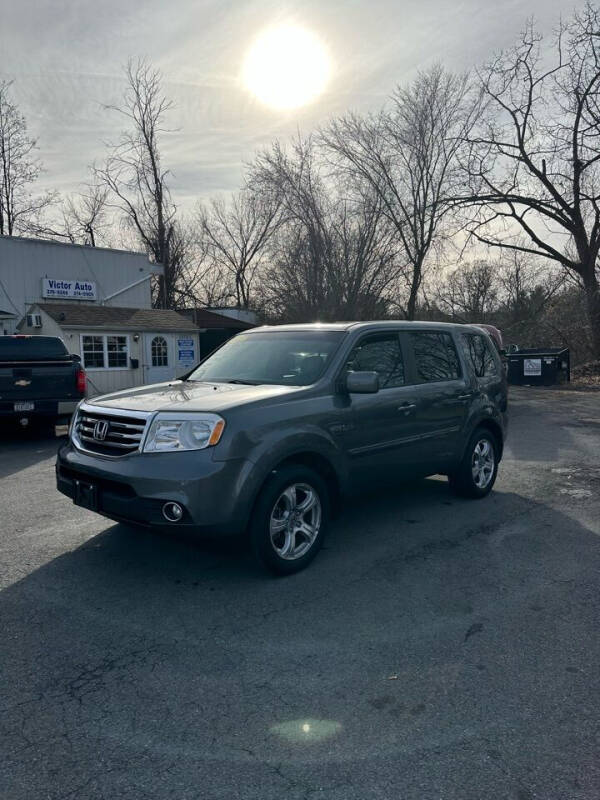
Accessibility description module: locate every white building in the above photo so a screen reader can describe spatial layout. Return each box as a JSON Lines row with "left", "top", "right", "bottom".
{"left": 0, "top": 235, "right": 161, "bottom": 330}
{"left": 18, "top": 303, "right": 200, "bottom": 396}
{"left": 1, "top": 235, "right": 201, "bottom": 396}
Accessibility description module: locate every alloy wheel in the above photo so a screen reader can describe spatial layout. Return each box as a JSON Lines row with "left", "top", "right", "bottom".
{"left": 471, "top": 438, "right": 495, "bottom": 489}
{"left": 269, "top": 483, "right": 322, "bottom": 560}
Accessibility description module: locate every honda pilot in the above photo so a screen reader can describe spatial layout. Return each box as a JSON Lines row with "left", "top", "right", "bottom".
{"left": 56, "top": 322, "right": 508, "bottom": 574}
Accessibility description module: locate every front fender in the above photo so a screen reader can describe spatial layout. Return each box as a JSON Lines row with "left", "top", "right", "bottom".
{"left": 219, "top": 427, "right": 349, "bottom": 532}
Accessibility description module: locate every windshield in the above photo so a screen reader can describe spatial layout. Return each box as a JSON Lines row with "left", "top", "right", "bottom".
{"left": 0, "top": 336, "right": 69, "bottom": 361}
{"left": 188, "top": 331, "right": 345, "bottom": 386}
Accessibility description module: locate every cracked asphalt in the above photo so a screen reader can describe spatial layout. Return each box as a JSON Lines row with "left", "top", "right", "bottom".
{"left": 1, "top": 386, "right": 599, "bottom": 800}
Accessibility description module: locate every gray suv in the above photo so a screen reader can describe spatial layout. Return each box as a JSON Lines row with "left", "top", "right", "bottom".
{"left": 56, "top": 322, "right": 507, "bottom": 574}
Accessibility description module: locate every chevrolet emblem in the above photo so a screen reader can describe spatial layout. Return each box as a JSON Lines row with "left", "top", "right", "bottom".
{"left": 15, "top": 379, "right": 31, "bottom": 387}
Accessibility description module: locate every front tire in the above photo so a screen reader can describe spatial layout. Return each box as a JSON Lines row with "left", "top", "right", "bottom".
{"left": 449, "top": 428, "right": 498, "bottom": 499}
{"left": 250, "top": 465, "right": 330, "bottom": 575}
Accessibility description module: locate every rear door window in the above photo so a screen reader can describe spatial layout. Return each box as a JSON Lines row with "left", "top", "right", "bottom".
{"left": 465, "top": 334, "right": 498, "bottom": 378}
{"left": 409, "top": 332, "right": 461, "bottom": 383}
{"left": 346, "top": 333, "right": 405, "bottom": 389}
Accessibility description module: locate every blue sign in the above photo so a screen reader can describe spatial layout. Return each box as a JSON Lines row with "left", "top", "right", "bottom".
{"left": 177, "top": 338, "right": 194, "bottom": 348}
{"left": 178, "top": 346, "right": 195, "bottom": 366}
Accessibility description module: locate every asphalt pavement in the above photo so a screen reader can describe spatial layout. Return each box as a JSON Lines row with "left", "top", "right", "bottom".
{"left": 1, "top": 387, "right": 599, "bottom": 800}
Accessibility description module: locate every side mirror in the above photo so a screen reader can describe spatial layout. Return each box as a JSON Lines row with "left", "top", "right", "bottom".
{"left": 346, "top": 370, "right": 379, "bottom": 394}
{"left": 71, "top": 353, "right": 81, "bottom": 363}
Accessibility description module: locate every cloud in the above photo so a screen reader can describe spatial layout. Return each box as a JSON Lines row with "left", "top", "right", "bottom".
{"left": 1, "top": 0, "right": 575, "bottom": 210}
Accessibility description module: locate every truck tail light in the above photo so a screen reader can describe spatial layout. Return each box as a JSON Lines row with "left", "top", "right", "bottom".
{"left": 76, "top": 368, "right": 87, "bottom": 395}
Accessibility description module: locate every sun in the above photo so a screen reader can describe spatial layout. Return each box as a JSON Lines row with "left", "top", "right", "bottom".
{"left": 242, "top": 24, "right": 331, "bottom": 110}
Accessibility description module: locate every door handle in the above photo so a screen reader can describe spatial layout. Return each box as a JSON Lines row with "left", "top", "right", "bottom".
{"left": 458, "top": 393, "right": 472, "bottom": 400}
{"left": 398, "top": 402, "right": 416, "bottom": 413}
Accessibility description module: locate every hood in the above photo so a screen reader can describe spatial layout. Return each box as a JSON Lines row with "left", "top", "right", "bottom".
{"left": 86, "top": 380, "right": 300, "bottom": 414}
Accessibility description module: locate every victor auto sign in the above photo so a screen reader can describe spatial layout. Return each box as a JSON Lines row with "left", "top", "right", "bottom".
{"left": 42, "top": 278, "right": 97, "bottom": 300}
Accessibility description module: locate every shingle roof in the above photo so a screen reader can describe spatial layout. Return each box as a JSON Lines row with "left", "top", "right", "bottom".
{"left": 180, "top": 308, "right": 256, "bottom": 330}
{"left": 34, "top": 303, "right": 200, "bottom": 332}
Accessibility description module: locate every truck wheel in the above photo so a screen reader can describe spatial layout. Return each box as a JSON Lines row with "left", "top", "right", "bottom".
{"left": 250, "top": 465, "right": 330, "bottom": 575}
{"left": 449, "top": 428, "right": 498, "bottom": 499}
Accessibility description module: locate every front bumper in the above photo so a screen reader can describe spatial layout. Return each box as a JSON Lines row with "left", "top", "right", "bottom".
{"left": 56, "top": 442, "right": 255, "bottom": 535}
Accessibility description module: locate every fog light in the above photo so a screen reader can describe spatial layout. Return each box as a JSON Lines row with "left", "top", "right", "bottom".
{"left": 162, "top": 502, "right": 184, "bottom": 522}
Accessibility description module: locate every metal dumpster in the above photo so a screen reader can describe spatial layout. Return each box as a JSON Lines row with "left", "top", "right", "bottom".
{"left": 506, "top": 347, "right": 570, "bottom": 386}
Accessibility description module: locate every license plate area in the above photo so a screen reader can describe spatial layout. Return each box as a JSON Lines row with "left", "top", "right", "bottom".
{"left": 74, "top": 479, "right": 98, "bottom": 511}
{"left": 14, "top": 401, "right": 34, "bottom": 411}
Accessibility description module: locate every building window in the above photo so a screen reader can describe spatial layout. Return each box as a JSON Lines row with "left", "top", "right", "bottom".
{"left": 151, "top": 336, "right": 168, "bottom": 367}
{"left": 26, "top": 313, "right": 42, "bottom": 328}
{"left": 107, "top": 335, "right": 128, "bottom": 368}
{"left": 81, "top": 334, "right": 129, "bottom": 369}
{"left": 82, "top": 335, "right": 105, "bottom": 368}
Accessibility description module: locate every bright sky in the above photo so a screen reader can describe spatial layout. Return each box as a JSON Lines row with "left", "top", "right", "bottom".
{"left": 1, "top": 0, "right": 573, "bottom": 211}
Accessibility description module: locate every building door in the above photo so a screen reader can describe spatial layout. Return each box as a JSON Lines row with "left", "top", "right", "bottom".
{"left": 144, "top": 334, "right": 173, "bottom": 384}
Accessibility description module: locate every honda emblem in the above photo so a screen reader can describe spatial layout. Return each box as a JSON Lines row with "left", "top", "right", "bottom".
{"left": 93, "top": 420, "right": 109, "bottom": 441}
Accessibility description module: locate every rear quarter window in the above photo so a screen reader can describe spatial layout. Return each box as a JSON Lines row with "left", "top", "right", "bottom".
{"left": 465, "top": 334, "right": 499, "bottom": 378}
{"left": 409, "top": 331, "right": 461, "bottom": 383}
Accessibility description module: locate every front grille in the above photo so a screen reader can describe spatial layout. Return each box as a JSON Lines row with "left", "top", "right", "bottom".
{"left": 75, "top": 407, "right": 150, "bottom": 456}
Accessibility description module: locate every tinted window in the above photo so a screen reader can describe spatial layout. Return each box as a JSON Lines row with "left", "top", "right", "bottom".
{"left": 189, "top": 331, "right": 344, "bottom": 386}
{"left": 0, "top": 336, "right": 69, "bottom": 361}
{"left": 410, "top": 332, "right": 461, "bottom": 382}
{"left": 346, "top": 334, "right": 404, "bottom": 388}
{"left": 466, "top": 334, "right": 498, "bottom": 378}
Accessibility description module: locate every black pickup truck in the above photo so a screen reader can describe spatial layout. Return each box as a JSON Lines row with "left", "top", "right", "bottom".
{"left": 0, "top": 335, "right": 86, "bottom": 428}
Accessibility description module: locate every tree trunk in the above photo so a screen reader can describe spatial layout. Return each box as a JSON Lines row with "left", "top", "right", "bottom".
{"left": 406, "top": 261, "right": 422, "bottom": 320}
{"left": 582, "top": 269, "right": 600, "bottom": 360}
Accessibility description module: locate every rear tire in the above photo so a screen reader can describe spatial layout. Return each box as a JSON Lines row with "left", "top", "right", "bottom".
{"left": 249, "top": 465, "right": 330, "bottom": 576}
{"left": 449, "top": 427, "right": 498, "bottom": 499}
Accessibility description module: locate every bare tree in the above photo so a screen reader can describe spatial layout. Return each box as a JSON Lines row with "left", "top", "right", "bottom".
{"left": 163, "top": 221, "right": 235, "bottom": 308}
{"left": 436, "top": 261, "right": 498, "bottom": 322}
{"left": 184, "top": 260, "right": 234, "bottom": 308}
{"left": 198, "top": 190, "right": 281, "bottom": 309}
{"left": 251, "top": 136, "right": 402, "bottom": 321}
{"left": 251, "top": 136, "right": 338, "bottom": 319}
{"left": 95, "top": 59, "right": 179, "bottom": 307}
{"left": 61, "top": 180, "right": 110, "bottom": 247}
{"left": 460, "top": 5, "right": 600, "bottom": 357}
{"left": 0, "top": 80, "right": 54, "bottom": 236}
{"left": 149, "top": 219, "right": 195, "bottom": 308}
{"left": 496, "top": 252, "right": 564, "bottom": 325}
{"left": 321, "top": 65, "right": 476, "bottom": 319}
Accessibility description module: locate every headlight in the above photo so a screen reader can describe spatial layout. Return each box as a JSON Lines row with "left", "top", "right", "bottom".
{"left": 69, "top": 402, "right": 83, "bottom": 440}
{"left": 143, "top": 413, "right": 225, "bottom": 453}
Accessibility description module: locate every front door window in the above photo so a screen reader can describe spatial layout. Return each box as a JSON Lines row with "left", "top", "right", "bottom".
{"left": 346, "top": 333, "right": 405, "bottom": 388}
{"left": 151, "top": 336, "right": 168, "bottom": 367}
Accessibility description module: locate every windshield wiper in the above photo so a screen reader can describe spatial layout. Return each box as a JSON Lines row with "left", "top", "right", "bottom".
{"left": 184, "top": 377, "right": 261, "bottom": 385}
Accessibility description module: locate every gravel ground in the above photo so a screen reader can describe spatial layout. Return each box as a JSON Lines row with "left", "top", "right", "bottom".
{"left": 1, "top": 386, "right": 599, "bottom": 800}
